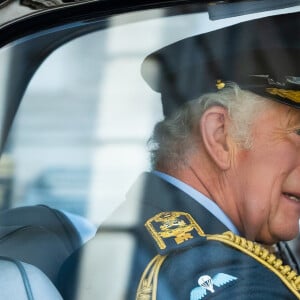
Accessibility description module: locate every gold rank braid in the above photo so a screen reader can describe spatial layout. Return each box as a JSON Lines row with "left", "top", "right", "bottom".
{"left": 207, "top": 231, "right": 300, "bottom": 299}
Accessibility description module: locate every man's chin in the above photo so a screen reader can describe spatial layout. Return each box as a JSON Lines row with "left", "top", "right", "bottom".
{"left": 244, "top": 225, "right": 299, "bottom": 245}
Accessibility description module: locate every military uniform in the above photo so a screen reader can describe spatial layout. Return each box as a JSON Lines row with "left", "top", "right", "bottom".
{"left": 58, "top": 172, "right": 300, "bottom": 299}
{"left": 129, "top": 173, "right": 300, "bottom": 299}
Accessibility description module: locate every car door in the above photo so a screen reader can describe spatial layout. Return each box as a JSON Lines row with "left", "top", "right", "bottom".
{"left": 0, "top": 1, "right": 299, "bottom": 299}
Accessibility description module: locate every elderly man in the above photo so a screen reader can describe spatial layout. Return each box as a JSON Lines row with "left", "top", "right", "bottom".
{"left": 127, "top": 12, "right": 300, "bottom": 299}
{"left": 147, "top": 81, "right": 300, "bottom": 245}
{"left": 131, "top": 80, "right": 300, "bottom": 299}
{"left": 58, "top": 12, "right": 300, "bottom": 299}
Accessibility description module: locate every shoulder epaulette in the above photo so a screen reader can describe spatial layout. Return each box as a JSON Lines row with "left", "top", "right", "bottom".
{"left": 136, "top": 211, "right": 300, "bottom": 300}
{"left": 144, "top": 211, "right": 206, "bottom": 255}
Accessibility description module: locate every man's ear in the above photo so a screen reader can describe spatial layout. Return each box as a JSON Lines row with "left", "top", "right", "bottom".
{"left": 200, "top": 106, "right": 233, "bottom": 170}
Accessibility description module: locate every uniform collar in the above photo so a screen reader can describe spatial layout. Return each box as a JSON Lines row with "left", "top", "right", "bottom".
{"left": 126, "top": 172, "right": 229, "bottom": 235}
{"left": 152, "top": 170, "right": 240, "bottom": 235}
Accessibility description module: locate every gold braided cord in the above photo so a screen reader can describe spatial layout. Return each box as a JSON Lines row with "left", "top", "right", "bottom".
{"left": 207, "top": 231, "right": 300, "bottom": 299}
{"left": 136, "top": 255, "right": 167, "bottom": 300}
{"left": 136, "top": 256, "right": 157, "bottom": 300}
{"left": 266, "top": 88, "right": 300, "bottom": 103}
{"left": 152, "top": 256, "right": 167, "bottom": 299}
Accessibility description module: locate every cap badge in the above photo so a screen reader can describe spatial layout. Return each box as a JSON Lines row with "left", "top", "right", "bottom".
{"left": 190, "top": 273, "right": 238, "bottom": 300}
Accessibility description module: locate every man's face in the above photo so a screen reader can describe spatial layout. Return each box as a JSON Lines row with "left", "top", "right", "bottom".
{"left": 233, "top": 101, "right": 300, "bottom": 244}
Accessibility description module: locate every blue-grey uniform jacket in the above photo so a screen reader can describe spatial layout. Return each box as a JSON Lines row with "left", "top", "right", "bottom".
{"left": 57, "top": 172, "right": 300, "bottom": 299}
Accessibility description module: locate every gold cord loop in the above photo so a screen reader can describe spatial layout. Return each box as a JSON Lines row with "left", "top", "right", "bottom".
{"left": 136, "top": 255, "right": 167, "bottom": 300}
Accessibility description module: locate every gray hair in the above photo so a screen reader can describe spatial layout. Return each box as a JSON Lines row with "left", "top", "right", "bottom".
{"left": 148, "top": 82, "right": 269, "bottom": 170}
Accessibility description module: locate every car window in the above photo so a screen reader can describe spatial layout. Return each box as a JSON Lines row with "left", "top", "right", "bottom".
{"left": 0, "top": 2, "right": 299, "bottom": 299}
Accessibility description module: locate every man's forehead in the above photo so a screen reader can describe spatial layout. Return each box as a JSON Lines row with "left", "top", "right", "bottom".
{"left": 264, "top": 102, "right": 300, "bottom": 127}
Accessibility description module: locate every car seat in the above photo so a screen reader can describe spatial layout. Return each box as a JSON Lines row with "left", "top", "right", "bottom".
{"left": 0, "top": 205, "right": 82, "bottom": 283}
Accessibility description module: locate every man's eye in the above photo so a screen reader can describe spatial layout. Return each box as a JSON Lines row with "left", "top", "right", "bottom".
{"left": 295, "top": 129, "right": 300, "bottom": 136}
